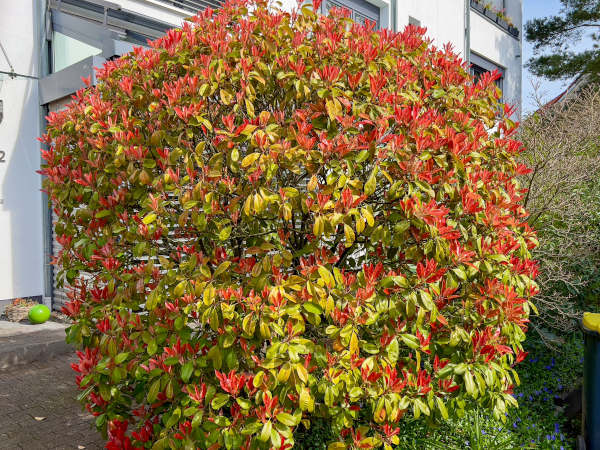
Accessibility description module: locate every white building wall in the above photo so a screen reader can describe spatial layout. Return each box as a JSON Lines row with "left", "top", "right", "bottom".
{"left": 470, "top": 0, "right": 522, "bottom": 113}
{"left": 398, "top": 0, "right": 466, "bottom": 57}
{"left": 0, "top": 0, "right": 45, "bottom": 301}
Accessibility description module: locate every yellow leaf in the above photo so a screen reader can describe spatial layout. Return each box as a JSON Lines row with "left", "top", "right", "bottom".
{"left": 220, "top": 88, "right": 233, "bottom": 105}
{"left": 350, "top": 332, "right": 359, "bottom": 355}
{"left": 364, "top": 167, "right": 378, "bottom": 196}
{"left": 142, "top": 213, "right": 156, "bottom": 224}
{"left": 317, "top": 265, "right": 333, "bottom": 285}
{"left": 243, "top": 195, "right": 253, "bottom": 216}
{"left": 296, "top": 363, "right": 309, "bottom": 383}
{"left": 362, "top": 207, "right": 374, "bottom": 227}
{"left": 328, "top": 443, "right": 346, "bottom": 450}
{"left": 313, "top": 216, "right": 324, "bottom": 237}
{"left": 344, "top": 224, "right": 355, "bottom": 247}
{"left": 245, "top": 98, "right": 255, "bottom": 118}
{"left": 241, "top": 152, "right": 261, "bottom": 168}
{"left": 307, "top": 175, "right": 318, "bottom": 191}
{"left": 299, "top": 387, "right": 314, "bottom": 412}
{"left": 325, "top": 98, "right": 342, "bottom": 120}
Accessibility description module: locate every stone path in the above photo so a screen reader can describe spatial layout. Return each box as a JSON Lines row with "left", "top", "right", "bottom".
{"left": 0, "top": 353, "right": 105, "bottom": 449}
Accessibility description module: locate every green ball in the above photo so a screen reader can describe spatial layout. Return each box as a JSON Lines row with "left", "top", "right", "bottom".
{"left": 28, "top": 304, "right": 51, "bottom": 324}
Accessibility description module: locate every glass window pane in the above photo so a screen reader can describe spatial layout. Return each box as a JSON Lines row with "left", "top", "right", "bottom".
{"left": 52, "top": 31, "right": 101, "bottom": 73}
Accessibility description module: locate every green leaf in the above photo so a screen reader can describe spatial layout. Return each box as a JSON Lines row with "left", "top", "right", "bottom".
{"left": 114, "top": 352, "right": 129, "bottom": 364}
{"left": 165, "top": 407, "right": 181, "bottom": 428}
{"left": 260, "top": 420, "right": 272, "bottom": 442}
{"left": 387, "top": 337, "right": 399, "bottom": 363}
{"left": 303, "top": 302, "right": 323, "bottom": 315}
{"left": 219, "top": 226, "right": 232, "bottom": 241}
{"left": 356, "top": 149, "right": 369, "bottom": 163}
{"left": 181, "top": 361, "right": 193, "bottom": 383}
{"left": 96, "top": 210, "right": 111, "bottom": 218}
{"left": 183, "top": 200, "right": 198, "bottom": 210}
{"left": 364, "top": 166, "right": 378, "bottom": 196}
{"left": 400, "top": 334, "right": 420, "bottom": 350}
{"left": 147, "top": 378, "right": 160, "bottom": 403}
{"left": 213, "top": 261, "right": 231, "bottom": 278}
{"left": 435, "top": 396, "right": 449, "bottom": 419}
{"left": 211, "top": 393, "right": 230, "bottom": 410}
{"left": 276, "top": 412, "right": 299, "bottom": 427}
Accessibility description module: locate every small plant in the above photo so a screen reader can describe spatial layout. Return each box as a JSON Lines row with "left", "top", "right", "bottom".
{"left": 473, "top": 1, "right": 515, "bottom": 27}
{"left": 42, "top": 0, "right": 537, "bottom": 448}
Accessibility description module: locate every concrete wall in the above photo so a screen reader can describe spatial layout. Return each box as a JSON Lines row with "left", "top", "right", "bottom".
{"left": 0, "top": 0, "right": 45, "bottom": 301}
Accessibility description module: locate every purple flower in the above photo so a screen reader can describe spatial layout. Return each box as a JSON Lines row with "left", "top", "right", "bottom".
{"left": 554, "top": 423, "right": 560, "bottom": 434}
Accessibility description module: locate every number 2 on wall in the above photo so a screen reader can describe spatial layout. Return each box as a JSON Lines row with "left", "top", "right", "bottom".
{"left": 0, "top": 151, "right": 5, "bottom": 163}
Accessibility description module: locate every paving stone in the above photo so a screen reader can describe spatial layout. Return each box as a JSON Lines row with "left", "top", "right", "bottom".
{"left": 0, "top": 353, "right": 105, "bottom": 448}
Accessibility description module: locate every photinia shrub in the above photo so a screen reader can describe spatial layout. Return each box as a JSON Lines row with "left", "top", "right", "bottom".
{"left": 41, "top": 0, "right": 539, "bottom": 448}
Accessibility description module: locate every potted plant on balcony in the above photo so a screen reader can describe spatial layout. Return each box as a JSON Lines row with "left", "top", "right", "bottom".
{"left": 508, "top": 25, "right": 519, "bottom": 37}
{"left": 484, "top": 4, "right": 497, "bottom": 21}
{"left": 471, "top": 0, "right": 485, "bottom": 14}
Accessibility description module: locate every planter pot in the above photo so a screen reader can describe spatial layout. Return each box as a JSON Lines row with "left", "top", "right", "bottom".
{"left": 471, "top": 0, "right": 485, "bottom": 13}
{"left": 5, "top": 304, "right": 32, "bottom": 322}
{"left": 508, "top": 26, "right": 519, "bottom": 38}
{"left": 496, "top": 17, "right": 508, "bottom": 29}
{"left": 485, "top": 8, "right": 497, "bottom": 21}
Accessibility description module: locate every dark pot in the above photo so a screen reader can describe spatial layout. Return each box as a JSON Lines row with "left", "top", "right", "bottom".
{"left": 485, "top": 8, "right": 497, "bottom": 21}
{"left": 471, "top": 0, "right": 485, "bottom": 13}
{"left": 508, "top": 25, "right": 519, "bottom": 38}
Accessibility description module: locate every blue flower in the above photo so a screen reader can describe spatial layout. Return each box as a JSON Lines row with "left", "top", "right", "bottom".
{"left": 554, "top": 423, "right": 560, "bottom": 434}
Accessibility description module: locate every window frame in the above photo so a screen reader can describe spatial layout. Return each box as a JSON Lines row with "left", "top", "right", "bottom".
{"left": 321, "top": 0, "right": 381, "bottom": 29}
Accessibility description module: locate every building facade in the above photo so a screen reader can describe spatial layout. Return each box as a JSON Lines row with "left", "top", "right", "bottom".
{"left": 0, "top": 0, "right": 522, "bottom": 311}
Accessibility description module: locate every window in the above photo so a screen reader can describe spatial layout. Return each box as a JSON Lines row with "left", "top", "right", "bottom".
{"left": 322, "top": 0, "right": 380, "bottom": 29}
{"left": 408, "top": 16, "right": 421, "bottom": 27}
{"left": 52, "top": 32, "right": 101, "bottom": 73}
{"left": 470, "top": 52, "right": 504, "bottom": 97}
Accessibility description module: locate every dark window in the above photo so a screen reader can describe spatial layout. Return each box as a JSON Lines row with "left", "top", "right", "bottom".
{"left": 408, "top": 16, "right": 421, "bottom": 27}
{"left": 322, "top": 0, "right": 380, "bottom": 29}
{"left": 470, "top": 52, "right": 504, "bottom": 97}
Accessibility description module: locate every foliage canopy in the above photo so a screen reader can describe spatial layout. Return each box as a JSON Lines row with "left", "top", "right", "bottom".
{"left": 525, "top": 0, "right": 600, "bottom": 81}
{"left": 42, "top": 0, "right": 537, "bottom": 448}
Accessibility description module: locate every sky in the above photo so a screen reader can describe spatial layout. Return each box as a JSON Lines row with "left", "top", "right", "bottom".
{"left": 522, "top": 0, "right": 593, "bottom": 113}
